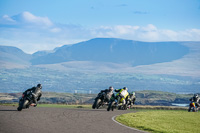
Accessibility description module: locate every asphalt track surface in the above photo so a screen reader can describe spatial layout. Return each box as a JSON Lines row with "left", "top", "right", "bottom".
{"left": 0, "top": 105, "right": 147, "bottom": 133}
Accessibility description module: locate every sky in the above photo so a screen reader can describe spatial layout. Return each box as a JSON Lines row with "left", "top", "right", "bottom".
{"left": 0, "top": 0, "right": 200, "bottom": 54}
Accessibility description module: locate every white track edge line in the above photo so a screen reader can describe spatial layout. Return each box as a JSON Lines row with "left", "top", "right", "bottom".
{"left": 112, "top": 115, "right": 149, "bottom": 133}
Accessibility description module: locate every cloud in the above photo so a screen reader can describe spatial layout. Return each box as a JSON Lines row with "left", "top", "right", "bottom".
{"left": 0, "top": 11, "right": 53, "bottom": 28}
{"left": 19, "top": 11, "right": 53, "bottom": 27}
{"left": 2, "top": 15, "right": 15, "bottom": 23}
{"left": 0, "top": 11, "right": 200, "bottom": 54}
{"left": 91, "top": 25, "right": 159, "bottom": 41}
{"left": 92, "top": 24, "right": 200, "bottom": 42}
{"left": 50, "top": 28, "right": 61, "bottom": 33}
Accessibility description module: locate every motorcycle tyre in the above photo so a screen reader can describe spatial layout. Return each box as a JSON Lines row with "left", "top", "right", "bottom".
{"left": 20, "top": 100, "right": 29, "bottom": 110}
{"left": 107, "top": 101, "right": 113, "bottom": 111}
{"left": 92, "top": 98, "right": 99, "bottom": 109}
{"left": 96, "top": 99, "right": 101, "bottom": 109}
{"left": 17, "top": 106, "right": 22, "bottom": 111}
{"left": 92, "top": 102, "right": 96, "bottom": 109}
{"left": 17, "top": 100, "right": 24, "bottom": 111}
{"left": 111, "top": 106, "right": 114, "bottom": 111}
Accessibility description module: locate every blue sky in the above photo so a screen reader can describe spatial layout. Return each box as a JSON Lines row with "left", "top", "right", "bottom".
{"left": 0, "top": 0, "right": 200, "bottom": 53}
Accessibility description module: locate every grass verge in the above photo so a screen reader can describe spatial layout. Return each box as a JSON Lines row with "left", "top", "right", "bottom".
{"left": 116, "top": 110, "right": 200, "bottom": 133}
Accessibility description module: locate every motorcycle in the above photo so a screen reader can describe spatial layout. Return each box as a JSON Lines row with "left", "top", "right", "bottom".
{"left": 188, "top": 102, "right": 198, "bottom": 112}
{"left": 107, "top": 93, "right": 127, "bottom": 111}
{"left": 17, "top": 91, "right": 35, "bottom": 111}
{"left": 125, "top": 93, "right": 136, "bottom": 109}
{"left": 123, "top": 97, "right": 132, "bottom": 110}
{"left": 92, "top": 92, "right": 110, "bottom": 109}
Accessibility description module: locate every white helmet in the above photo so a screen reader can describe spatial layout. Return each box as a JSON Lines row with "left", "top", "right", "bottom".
{"left": 194, "top": 94, "right": 198, "bottom": 98}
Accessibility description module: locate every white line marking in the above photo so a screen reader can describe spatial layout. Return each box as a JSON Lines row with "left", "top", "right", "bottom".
{"left": 112, "top": 115, "right": 149, "bottom": 133}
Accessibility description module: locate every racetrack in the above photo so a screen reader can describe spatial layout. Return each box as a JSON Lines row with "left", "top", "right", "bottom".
{"left": 0, "top": 105, "right": 147, "bottom": 133}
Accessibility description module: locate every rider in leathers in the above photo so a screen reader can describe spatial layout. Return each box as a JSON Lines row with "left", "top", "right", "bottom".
{"left": 126, "top": 91, "right": 136, "bottom": 108}
{"left": 100, "top": 86, "right": 114, "bottom": 102}
{"left": 189, "top": 94, "right": 200, "bottom": 111}
{"left": 24, "top": 84, "right": 42, "bottom": 107}
{"left": 115, "top": 87, "right": 129, "bottom": 106}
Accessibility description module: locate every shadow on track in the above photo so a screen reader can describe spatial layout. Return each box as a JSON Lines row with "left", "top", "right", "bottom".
{"left": 0, "top": 109, "right": 17, "bottom": 111}
{"left": 62, "top": 108, "right": 108, "bottom": 112}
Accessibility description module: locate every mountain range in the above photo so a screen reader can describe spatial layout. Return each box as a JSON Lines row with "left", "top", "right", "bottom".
{"left": 0, "top": 38, "right": 191, "bottom": 66}
{"left": 0, "top": 38, "right": 200, "bottom": 93}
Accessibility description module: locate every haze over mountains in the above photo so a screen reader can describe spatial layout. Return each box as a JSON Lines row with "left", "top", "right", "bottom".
{"left": 0, "top": 38, "right": 190, "bottom": 66}
{"left": 30, "top": 38, "right": 188, "bottom": 65}
{"left": 0, "top": 38, "right": 200, "bottom": 93}
{"left": 1, "top": 38, "right": 199, "bottom": 76}
{"left": 0, "top": 46, "right": 31, "bottom": 65}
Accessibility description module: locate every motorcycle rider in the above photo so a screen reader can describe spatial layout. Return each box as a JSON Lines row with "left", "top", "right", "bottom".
{"left": 189, "top": 93, "right": 200, "bottom": 110}
{"left": 24, "top": 84, "right": 42, "bottom": 107}
{"left": 115, "top": 87, "right": 129, "bottom": 107}
{"left": 126, "top": 91, "right": 136, "bottom": 108}
{"left": 100, "top": 86, "right": 114, "bottom": 102}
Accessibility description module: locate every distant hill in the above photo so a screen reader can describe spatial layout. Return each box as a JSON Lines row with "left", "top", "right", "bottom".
{"left": 0, "top": 38, "right": 192, "bottom": 66}
{"left": 30, "top": 38, "right": 189, "bottom": 66}
{"left": 0, "top": 38, "right": 199, "bottom": 94}
{"left": 0, "top": 38, "right": 199, "bottom": 76}
{"left": 0, "top": 46, "right": 31, "bottom": 68}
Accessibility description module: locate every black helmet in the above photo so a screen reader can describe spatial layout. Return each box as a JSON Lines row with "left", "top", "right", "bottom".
{"left": 123, "top": 87, "right": 128, "bottom": 91}
{"left": 37, "top": 84, "right": 42, "bottom": 89}
{"left": 109, "top": 86, "right": 114, "bottom": 91}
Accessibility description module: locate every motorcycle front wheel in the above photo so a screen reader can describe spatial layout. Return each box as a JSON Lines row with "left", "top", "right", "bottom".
{"left": 17, "top": 100, "right": 24, "bottom": 111}
{"left": 17, "top": 106, "right": 22, "bottom": 111}
{"left": 96, "top": 99, "right": 102, "bottom": 109}
{"left": 92, "top": 98, "right": 100, "bottom": 109}
{"left": 107, "top": 101, "right": 114, "bottom": 111}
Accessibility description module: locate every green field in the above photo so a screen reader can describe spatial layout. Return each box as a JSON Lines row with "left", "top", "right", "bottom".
{"left": 116, "top": 110, "right": 200, "bottom": 133}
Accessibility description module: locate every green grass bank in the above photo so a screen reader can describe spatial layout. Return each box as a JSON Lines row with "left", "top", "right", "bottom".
{"left": 116, "top": 110, "right": 200, "bottom": 133}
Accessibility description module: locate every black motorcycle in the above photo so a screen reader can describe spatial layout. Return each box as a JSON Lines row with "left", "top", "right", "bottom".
{"left": 17, "top": 91, "right": 35, "bottom": 111}
{"left": 107, "top": 93, "right": 117, "bottom": 111}
{"left": 92, "top": 92, "right": 109, "bottom": 109}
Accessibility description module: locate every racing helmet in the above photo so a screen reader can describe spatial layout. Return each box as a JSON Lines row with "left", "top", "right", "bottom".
{"left": 194, "top": 94, "right": 198, "bottom": 98}
{"left": 109, "top": 86, "right": 114, "bottom": 91}
{"left": 123, "top": 87, "right": 128, "bottom": 91}
{"left": 37, "top": 84, "right": 42, "bottom": 89}
{"left": 131, "top": 91, "right": 135, "bottom": 96}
